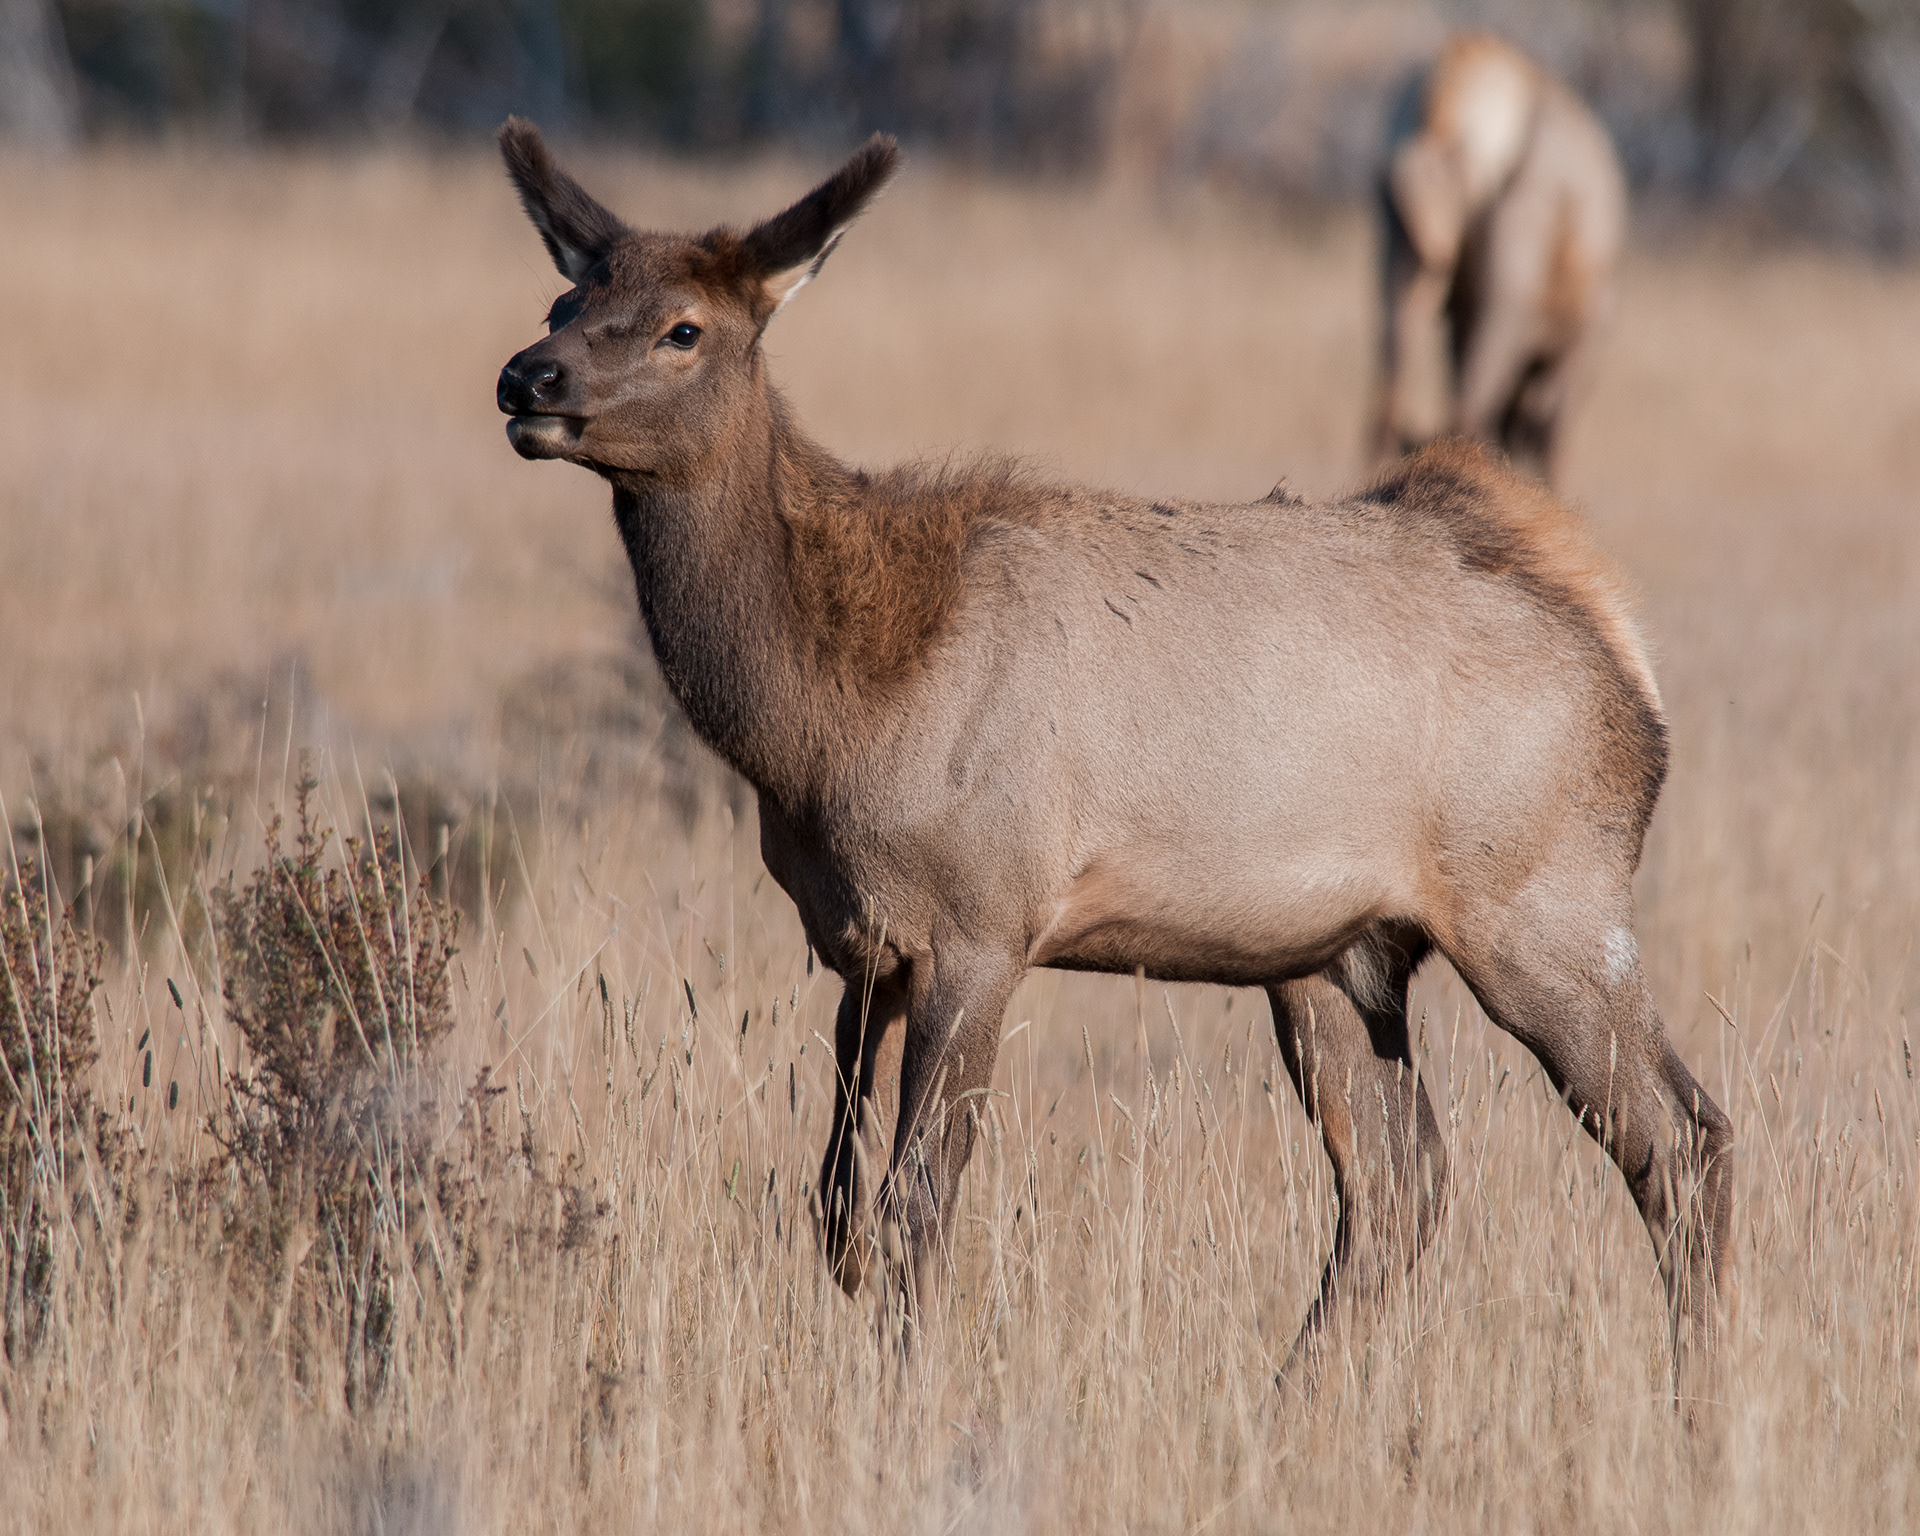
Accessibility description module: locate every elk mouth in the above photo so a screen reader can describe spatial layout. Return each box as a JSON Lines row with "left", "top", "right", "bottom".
{"left": 505, "top": 413, "right": 586, "bottom": 460}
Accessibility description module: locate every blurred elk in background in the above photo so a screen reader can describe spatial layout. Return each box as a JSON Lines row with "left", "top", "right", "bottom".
{"left": 1370, "top": 34, "right": 1627, "bottom": 487}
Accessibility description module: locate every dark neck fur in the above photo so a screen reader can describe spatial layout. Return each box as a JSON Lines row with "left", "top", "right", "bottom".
{"left": 607, "top": 387, "right": 873, "bottom": 805}
{"left": 604, "top": 372, "right": 1047, "bottom": 807}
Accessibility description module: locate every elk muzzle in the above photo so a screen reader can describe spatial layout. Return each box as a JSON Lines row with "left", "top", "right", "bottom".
{"left": 498, "top": 344, "right": 585, "bottom": 460}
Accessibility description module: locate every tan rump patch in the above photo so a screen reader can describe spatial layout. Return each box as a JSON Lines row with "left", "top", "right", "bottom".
{"left": 1425, "top": 33, "right": 1538, "bottom": 208}
{"left": 1359, "top": 438, "right": 1661, "bottom": 715}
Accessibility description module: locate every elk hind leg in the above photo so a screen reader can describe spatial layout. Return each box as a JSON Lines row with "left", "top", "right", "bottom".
{"left": 1450, "top": 293, "right": 1540, "bottom": 471}
{"left": 1447, "top": 892, "right": 1734, "bottom": 1385}
{"left": 1497, "top": 354, "right": 1559, "bottom": 483}
{"left": 1497, "top": 328, "right": 1599, "bottom": 487}
{"left": 1269, "top": 925, "right": 1446, "bottom": 1384}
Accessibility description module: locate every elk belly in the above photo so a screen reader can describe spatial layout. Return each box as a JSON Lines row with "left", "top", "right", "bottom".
{"left": 1028, "top": 853, "right": 1396, "bottom": 987}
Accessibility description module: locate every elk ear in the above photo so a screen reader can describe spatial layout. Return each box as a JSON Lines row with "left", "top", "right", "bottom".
{"left": 740, "top": 134, "right": 901, "bottom": 317}
{"left": 499, "top": 116, "right": 631, "bottom": 283}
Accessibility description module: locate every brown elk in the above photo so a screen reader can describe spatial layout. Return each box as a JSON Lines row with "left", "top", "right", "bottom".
{"left": 1372, "top": 33, "right": 1628, "bottom": 487}
{"left": 493, "top": 120, "right": 1730, "bottom": 1382}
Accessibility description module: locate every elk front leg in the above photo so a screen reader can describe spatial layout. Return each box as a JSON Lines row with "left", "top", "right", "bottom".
{"left": 879, "top": 947, "right": 1022, "bottom": 1331}
{"left": 819, "top": 972, "right": 909, "bottom": 1294}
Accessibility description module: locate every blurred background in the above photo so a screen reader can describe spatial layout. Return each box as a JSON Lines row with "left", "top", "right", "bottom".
{"left": 1, "top": 7, "right": 1917, "bottom": 1525}
{"left": 5, "top": 0, "right": 1920, "bottom": 244}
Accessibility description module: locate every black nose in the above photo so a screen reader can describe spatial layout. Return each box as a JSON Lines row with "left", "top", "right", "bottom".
{"left": 498, "top": 353, "right": 564, "bottom": 414}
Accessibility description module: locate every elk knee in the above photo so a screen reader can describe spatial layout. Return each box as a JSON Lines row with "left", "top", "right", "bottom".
{"left": 1691, "top": 1084, "right": 1734, "bottom": 1162}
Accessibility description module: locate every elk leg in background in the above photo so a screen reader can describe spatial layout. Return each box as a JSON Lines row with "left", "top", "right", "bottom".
{"left": 1450, "top": 296, "right": 1542, "bottom": 475}
{"left": 1372, "top": 258, "right": 1454, "bottom": 466}
{"left": 1371, "top": 169, "right": 1457, "bottom": 466}
{"left": 1498, "top": 321, "right": 1604, "bottom": 487}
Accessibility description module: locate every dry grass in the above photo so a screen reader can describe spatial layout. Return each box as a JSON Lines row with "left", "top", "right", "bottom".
{"left": 0, "top": 143, "right": 1917, "bottom": 1532}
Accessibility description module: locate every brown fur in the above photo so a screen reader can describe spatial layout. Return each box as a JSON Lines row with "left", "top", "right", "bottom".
{"left": 1360, "top": 439, "right": 1667, "bottom": 844}
{"left": 1363, "top": 440, "right": 1656, "bottom": 701}
{"left": 782, "top": 455, "right": 1060, "bottom": 686}
{"left": 495, "top": 124, "right": 1732, "bottom": 1397}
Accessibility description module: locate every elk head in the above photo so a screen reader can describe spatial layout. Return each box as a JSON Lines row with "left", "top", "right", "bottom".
{"left": 496, "top": 119, "right": 899, "bottom": 482}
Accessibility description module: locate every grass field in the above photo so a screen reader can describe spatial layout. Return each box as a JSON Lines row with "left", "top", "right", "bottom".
{"left": 0, "top": 143, "right": 1917, "bottom": 1532}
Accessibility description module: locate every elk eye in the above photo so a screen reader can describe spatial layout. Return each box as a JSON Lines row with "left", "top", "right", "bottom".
{"left": 661, "top": 322, "right": 702, "bottom": 350}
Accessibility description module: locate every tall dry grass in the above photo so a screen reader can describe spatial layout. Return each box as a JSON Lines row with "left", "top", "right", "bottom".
{"left": 0, "top": 144, "right": 1916, "bottom": 1532}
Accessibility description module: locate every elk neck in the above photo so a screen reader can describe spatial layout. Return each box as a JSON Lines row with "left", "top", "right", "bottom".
{"left": 604, "top": 380, "right": 894, "bottom": 809}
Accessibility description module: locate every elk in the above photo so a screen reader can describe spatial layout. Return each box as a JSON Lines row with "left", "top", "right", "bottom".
{"left": 493, "top": 119, "right": 1730, "bottom": 1383}
{"left": 1372, "top": 33, "right": 1628, "bottom": 487}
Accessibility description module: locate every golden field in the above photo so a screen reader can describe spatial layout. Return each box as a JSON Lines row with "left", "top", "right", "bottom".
{"left": 0, "top": 144, "right": 1917, "bottom": 1532}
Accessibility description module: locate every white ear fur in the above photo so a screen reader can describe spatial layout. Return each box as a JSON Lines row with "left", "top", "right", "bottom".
{"left": 531, "top": 212, "right": 601, "bottom": 285}
{"left": 762, "top": 229, "right": 847, "bottom": 316}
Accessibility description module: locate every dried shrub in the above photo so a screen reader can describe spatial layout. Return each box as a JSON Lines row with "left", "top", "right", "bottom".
{"left": 212, "top": 770, "right": 470, "bottom": 1408}
{"left": 0, "top": 863, "right": 114, "bottom": 1368}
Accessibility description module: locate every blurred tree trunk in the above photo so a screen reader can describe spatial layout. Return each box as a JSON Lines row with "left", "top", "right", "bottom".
{"left": 1683, "top": 0, "right": 1815, "bottom": 194}
{"left": 0, "top": 0, "right": 79, "bottom": 149}
{"left": 837, "top": 0, "right": 904, "bottom": 133}
{"left": 1685, "top": 0, "right": 1740, "bottom": 186}
{"left": 1687, "top": 0, "right": 1920, "bottom": 242}
{"left": 1855, "top": 13, "right": 1920, "bottom": 244}
{"left": 741, "top": 0, "right": 787, "bottom": 137}
{"left": 365, "top": 3, "right": 454, "bottom": 132}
